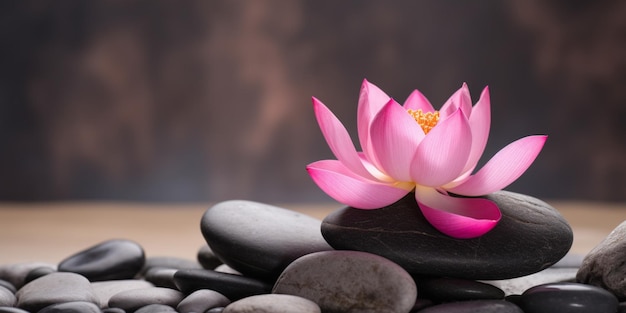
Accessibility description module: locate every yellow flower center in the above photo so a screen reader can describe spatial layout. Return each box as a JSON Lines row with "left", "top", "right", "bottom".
{"left": 407, "top": 109, "right": 440, "bottom": 134}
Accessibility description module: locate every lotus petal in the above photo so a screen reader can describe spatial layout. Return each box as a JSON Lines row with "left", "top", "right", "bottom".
{"left": 312, "top": 97, "right": 377, "bottom": 180}
{"left": 410, "top": 109, "right": 472, "bottom": 186}
{"left": 403, "top": 89, "right": 435, "bottom": 113}
{"left": 448, "top": 135, "right": 547, "bottom": 196}
{"left": 415, "top": 186, "right": 501, "bottom": 239}
{"left": 307, "top": 160, "right": 411, "bottom": 209}
{"left": 357, "top": 79, "right": 390, "bottom": 163}
{"left": 370, "top": 99, "right": 424, "bottom": 181}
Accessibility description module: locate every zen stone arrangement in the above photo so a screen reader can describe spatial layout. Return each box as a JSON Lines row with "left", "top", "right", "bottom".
{"left": 1, "top": 191, "right": 625, "bottom": 313}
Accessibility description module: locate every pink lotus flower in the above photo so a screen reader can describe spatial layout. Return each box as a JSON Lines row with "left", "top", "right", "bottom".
{"left": 307, "top": 80, "right": 547, "bottom": 239}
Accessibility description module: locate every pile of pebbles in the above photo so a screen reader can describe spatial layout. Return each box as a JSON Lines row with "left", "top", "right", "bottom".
{"left": 1, "top": 191, "right": 625, "bottom": 313}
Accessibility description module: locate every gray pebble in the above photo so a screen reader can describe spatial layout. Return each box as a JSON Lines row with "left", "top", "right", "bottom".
{"left": 0, "top": 280, "right": 15, "bottom": 294}
{"left": 15, "top": 272, "right": 99, "bottom": 312}
{"left": 108, "top": 287, "right": 184, "bottom": 312}
{"left": 23, "top": 266, "right": 56, "bottom": 285}
{"left": 38, "top": 301, "right": 101, "bottom": 313}
{"left": 143, "top": 268, "right": 178, "bottom": 289}
{"left": 140, "top": 257, "right": 202, "bottom": 276}
{"left": 91, "top": 279, "right": 154, "bottom": 308}
{"left": 224, "top": 294, "right": 320, "bottom": 313}
{"left": 177, "top": 289, "right": 230, "bottom": 313}
{"left": 0, "top": 262, "right": 56, "bottom": 289}
{"left": 134, "top": 303, "right": 177, "bottom": 313}
{"left": 0, "top": 307, "right": 30, "bottom": 313}
{"left": 577, "top": 220, "right": 626, "bottom": 300}
{"left": 273, "top": 250, "right": 416, "bottom": 313}
{"left": 206, "top": 308, "right": 224, "bottom": 313}
{"left": 0, "top": 286, "right": 15, "bottom": 307}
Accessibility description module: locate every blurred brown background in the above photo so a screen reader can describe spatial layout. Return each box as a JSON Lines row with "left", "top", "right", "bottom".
{"left": 0, "top": 0, "right": 624, "bottom": 203}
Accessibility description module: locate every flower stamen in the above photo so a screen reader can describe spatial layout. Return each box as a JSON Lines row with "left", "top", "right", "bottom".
{"left": 407, "top": 109, "right": 440, "bottom": 134}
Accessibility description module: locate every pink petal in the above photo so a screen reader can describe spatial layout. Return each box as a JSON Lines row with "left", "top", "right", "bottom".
{"left": 307, "top": 160, "right": 412, "bottom": 209}
{"left": 312, "top": 97, "right": 378, "bottom": 180}
{"left": 369, "top": 99, "right": 424, "bottom": 181}
{"left": 357, "top": 79, "right": 390, "bottom": 163}
{"left": 410, "top": 109, "right": 472, "bottom": 187}
{"left": 462, "top": 86, "right": 491, "bottom": 173}
{"left": 439, "top": 83, "right": 472, "bottom": 120}
{"left": 448, "top": 135, "right": 547, "bottom": 196}
{"left": 403, "top": 89, "right": 435, "bottom": 113}
{"left": 415, "top": 186, "right": 501, "bottom": 239}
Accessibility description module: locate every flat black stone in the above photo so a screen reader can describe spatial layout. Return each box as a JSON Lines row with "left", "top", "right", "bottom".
{"left": 174, "top": 269, "right": 272, "bottom": 301}
{"left": 415, "top": 277, "right": 505, "bottom": 302}
{"left": 58, "top": 239, "right": 145, "bottom": 281}
{"left": 321, "top": 191, "right": 573, "bottom": 280}
{"left": 200, "top": 200, "right": 333, "bottom": 281}
{"left": 519, "top": 282, "right": 618, "bottom": 313}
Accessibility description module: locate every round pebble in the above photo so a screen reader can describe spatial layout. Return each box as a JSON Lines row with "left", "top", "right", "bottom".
{"left": 0, "top": 262, "right": 56, "bottom": 289}
{"left": 520, "top": 282, "right": 618, "bottom": 313}
{"left": 38, "top": 301, "right": 102, "bottom": 313}
{"left": 418, "top": 300, "right": 523, "bottom": 313}
{"left": 0, "top": 287, "right": 15, "bottom": 307}
{"left": 91, "top": 279, "right": 154, "bottom": 308}
{"left": 177, "top": 289, "right": 230, "bottom": 313}
{"left": 58, "top": 239, "right": 145, "bottom": 281}
{"left": 0, "top": 307, "right": 30, "bottom": 313}
{"left": 108, "top": 287, "right": 184, "bottom": 312}
{"left": 134, "top": 303, "right": 177, "bottom": 313}
{"left": 23, "top": 266, "right": 56, "bottom": 285}
{"left": 101, "top": 307, "right": 126, "bottom": 313}
{"left": 577, "top": 221, "right": 626, "bottom": 300}
{"left": 200, "top": 200, "right": 333, "bottom": 281}
{"left": 322, "top": 191, "right": 573, "bottom": 280}
{"left": 0, "top": 280, "right": 15, "bottom": 294}
{"left": 143, "top": 268, "right": 178, "bottom": 289}
{"left": 273, "top": 250, "right": 416, "bottom": 313}
{"left": 140, "top": 257, "right": 201, "bottom": 276}
{"left": 223, "top": 294, "right": 320, "bottom": 313}
{"left": 15, "top": 272, "right": 99, "bottom": 312}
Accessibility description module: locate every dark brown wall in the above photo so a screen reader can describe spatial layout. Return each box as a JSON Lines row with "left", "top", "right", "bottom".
{"left": 0, "top": 0, "right": 625, "bottom": 202}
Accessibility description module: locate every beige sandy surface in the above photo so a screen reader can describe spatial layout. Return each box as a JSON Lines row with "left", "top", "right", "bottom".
{"left": 0, "top": 201, "right": 624, "bottom": 265}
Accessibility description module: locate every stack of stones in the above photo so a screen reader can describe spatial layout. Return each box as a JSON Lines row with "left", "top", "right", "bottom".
{"left": 0, "top": 191, "right": 624, "bottom": 312}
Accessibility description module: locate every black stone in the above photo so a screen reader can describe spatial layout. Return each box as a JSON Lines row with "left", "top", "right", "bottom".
{"left": 58, "top": 239, "right": 145, "bottom": 281}
{"left": 173, "top": 269, "right": 272, "bottom": 301}
{"left": 38, "top": 301, "right": 101, "bottom": 313}
{"left": 321, "top": 191, "right": 573, "bottom": 280}
{"left": 415, "top": 277, "right": 505, "bottom": 302}
{"left": 417, "top": 300, "right": 523, "bottom": 313}
{"left": 200, "top": 200, "right": 333, "bottom": 281}
{"left": 520, "top": 282, "right": 618, "bottom": 313}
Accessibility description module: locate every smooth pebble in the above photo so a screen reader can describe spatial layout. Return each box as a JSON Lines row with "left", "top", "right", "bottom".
{"left": 177, "top": 289, "right": 230, "bottom": 313}
{"left": 223, "top": 294, "right": 320, "bottom": 313}
{"left": 58, "top": 239, "right": 145, "bottom": 281}
{"left": 519, "top": 282, "right": 618, "bottom": 313}
{"left": 273, "top": 250, "right": 416, "bottom": 313}
{"left": 108, "top": 287, "right": 184, "bottom": 312}
{"left": 15, "top": 272, "right": 99, "bottom": 312}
